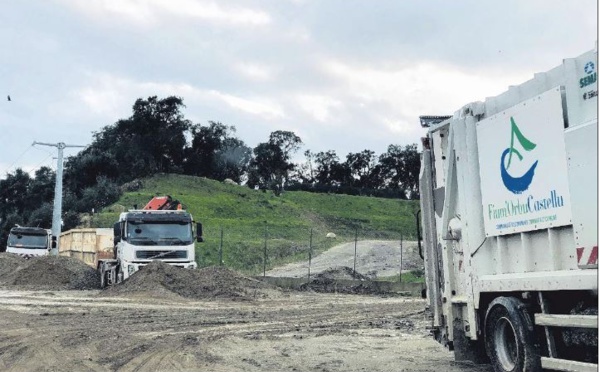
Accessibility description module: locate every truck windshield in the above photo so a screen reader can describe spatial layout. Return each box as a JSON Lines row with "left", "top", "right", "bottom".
{"left": 7, "top": 233, "right": 48, "bottom": 249}
{"left": 126, "top": 222, "right": 192, "bottom": 246}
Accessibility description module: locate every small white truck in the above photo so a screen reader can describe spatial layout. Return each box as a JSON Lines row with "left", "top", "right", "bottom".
{"left": 6, "top": 226, "right": 54, "bottom": 258}
{"left": 419, "top": 46, "right": 597, "bottom": 372}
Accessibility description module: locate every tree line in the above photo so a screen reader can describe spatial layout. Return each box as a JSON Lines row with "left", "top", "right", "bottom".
{"left": 0, "top": 96, "right": 420, "bottom": 248}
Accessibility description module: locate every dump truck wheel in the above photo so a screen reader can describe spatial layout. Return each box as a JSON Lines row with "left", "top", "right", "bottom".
{"left": 485, "top": 297, "right": 540, "bottom": 372}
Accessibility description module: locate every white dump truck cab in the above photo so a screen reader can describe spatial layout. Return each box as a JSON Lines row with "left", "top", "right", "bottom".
{"left": 6, "top": 226, "right": 53, "bottom": 258}
{"left": 98, "top": 209, "right": 202, "bottom": 287}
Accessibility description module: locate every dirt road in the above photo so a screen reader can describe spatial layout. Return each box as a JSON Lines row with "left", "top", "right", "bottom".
{"left": 0, "top": 289, "right": 492, "bottom": 372}
{"left": 266, "top": 240, "right": 422, "bottom": 278}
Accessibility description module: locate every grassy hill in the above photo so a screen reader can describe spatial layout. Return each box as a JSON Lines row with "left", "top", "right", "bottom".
{"left": 91, "top": 174, "right": 419, "bottom": 274}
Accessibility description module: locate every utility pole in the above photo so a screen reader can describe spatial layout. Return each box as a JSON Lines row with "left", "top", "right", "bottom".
{"left": 33, "top": 141, "right": 85, "bottom": 255}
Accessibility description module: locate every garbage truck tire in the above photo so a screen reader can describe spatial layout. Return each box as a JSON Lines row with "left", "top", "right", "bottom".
{"left": 484, "top": 296, "right": 540, "bottom": 372}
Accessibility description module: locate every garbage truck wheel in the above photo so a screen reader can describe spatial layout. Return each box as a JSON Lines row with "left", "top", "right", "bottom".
{"left": 484, "top": 297, "right": 540, "bottom": 372}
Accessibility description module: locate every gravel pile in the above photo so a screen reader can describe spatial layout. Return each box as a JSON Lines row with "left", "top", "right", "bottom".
{"left": 300, "top": 266, "right": 389, "bottom": 295}
{"left": 313, "top": 266, "right": 370, "bottom": 281}
{"left": 0, "top": 254, "right": 101, "bottom": 290}
{"left": 105, "top": 261, "right": 277, "bottom": 300}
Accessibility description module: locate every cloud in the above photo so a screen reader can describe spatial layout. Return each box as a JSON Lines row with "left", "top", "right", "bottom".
{"left": 73, "top": 72, "right": 284, "bottom": 122}
{"left": 296, "top": 94, "right": 342, "bottom": 122}
{"left": 60, "top": 0, "right": 271, "bottom": 27}
{"left": 321, "top": 58, "right": 531, "bottom": 129}
{"left": 233, "top": 62, "right": 275, "bottom": 81}
{"left": 207, "top": 90, "right": 284, "bottom": 119}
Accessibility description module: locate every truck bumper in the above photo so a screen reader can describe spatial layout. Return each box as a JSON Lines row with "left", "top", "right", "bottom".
{"left": 123, "top": 261, "right": 198, "bottom": 279}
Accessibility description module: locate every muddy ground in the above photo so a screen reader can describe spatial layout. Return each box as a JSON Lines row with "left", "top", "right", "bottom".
{"left": 0, "top": 251, "right": 493, "bottom": 372}
{"left": 0, "top": 290, "right": 492, "bottom": 372}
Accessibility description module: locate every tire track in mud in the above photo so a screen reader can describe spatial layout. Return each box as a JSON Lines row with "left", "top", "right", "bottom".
{"left": 0, "top": 290, "right": 491, "bottom": 372}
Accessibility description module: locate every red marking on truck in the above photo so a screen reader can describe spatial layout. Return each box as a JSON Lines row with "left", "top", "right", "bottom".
{"left": 576, "top": 246, "right": 598, "bottom": 268}
{"left": 576, "top": 247, "right": 584, "bottom": 262}
{"left": 587, "top": 246, "right": 598, "bottom": 265}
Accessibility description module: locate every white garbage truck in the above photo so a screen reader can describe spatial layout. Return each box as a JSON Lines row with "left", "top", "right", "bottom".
{"left": 419, "top": 46, "right": 597, "bottom": 372}
{"left": 6, "top": 226, "right": 54, "bottom": 258}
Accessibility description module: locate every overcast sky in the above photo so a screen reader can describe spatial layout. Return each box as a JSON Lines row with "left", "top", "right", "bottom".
{"left": 1, "top": 0, "right": 597, "bottom": 178}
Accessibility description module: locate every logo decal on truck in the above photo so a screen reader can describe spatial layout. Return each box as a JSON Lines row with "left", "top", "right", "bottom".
{"left": 500, "top": 117, "right": 538, "bottom": 194}
{"left": 580, "top": 61, "right": 596, "bottom": 88}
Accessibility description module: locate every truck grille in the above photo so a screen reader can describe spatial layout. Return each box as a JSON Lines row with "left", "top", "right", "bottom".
{"left": 135, "top": 250, "right": 188, "bottom": 259}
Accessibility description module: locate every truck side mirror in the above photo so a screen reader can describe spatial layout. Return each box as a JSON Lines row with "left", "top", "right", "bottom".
{"left": 51, "top": 236, "right": 57, "bottom": 249}
{"left": 113, "top": 222, "right": 121, "bottom": 245}
{"left": 196, "top": 222, "right": 203, "bottom": 243}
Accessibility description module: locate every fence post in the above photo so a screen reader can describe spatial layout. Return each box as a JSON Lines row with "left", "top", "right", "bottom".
{"left": 219, "top": 226, "right": 224, "bottom": 266}
{"left": 353, "top": 228, "right": 358, "bottom": 276}
{"left": 263, "top": 222, "right": 268, "bottom": 277}
{"left": 399, "top": 233, "right": 403, "bottom": 282}
{"left": 308, "top": 228, "right": 313, "bottom": 280}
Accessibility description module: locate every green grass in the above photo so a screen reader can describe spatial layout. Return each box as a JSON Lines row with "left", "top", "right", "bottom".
{"left": 378, "top": 269, "right": 425, "bottom": 283}
{"left": 90, "top": 174, "right": 419, "bottom": 274}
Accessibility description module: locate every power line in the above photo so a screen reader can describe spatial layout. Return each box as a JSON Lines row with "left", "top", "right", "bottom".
{"left": 26, "top": 146, "right": 55, "bottom": 174}
{"left": 1, "top": 143, "right": 34, "bottom": 176}
{"left": 28, "top": 153, "right": 55, "bottom": 174}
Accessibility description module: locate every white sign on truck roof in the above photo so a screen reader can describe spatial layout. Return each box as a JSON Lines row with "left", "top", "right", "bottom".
{"left": 477, "top": 87, "right": 572, "bottom": 236}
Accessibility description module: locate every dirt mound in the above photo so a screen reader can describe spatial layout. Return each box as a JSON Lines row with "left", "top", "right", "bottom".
{"left": 300, "top": 267, "right": 391, "bottom": 295}
{"left": 313, "top": 266, "right": 370, "bottom": 281}
{"left": 0, "top": 253, "right": 27, "bottom": 277}
{"left": 1, "top": 255, "right": 101, "bottom": 290}
{"left": 105, "top": 262, "right": 277, "bottom": 301}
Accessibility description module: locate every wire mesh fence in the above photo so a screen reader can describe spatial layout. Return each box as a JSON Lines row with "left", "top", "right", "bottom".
{"left": 196, "top": 220, "right": 424, "bottom": 281}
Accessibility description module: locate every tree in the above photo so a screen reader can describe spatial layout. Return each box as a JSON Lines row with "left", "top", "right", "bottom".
{"left": 64, "top": 149, "right": 119, "bottom": 191}
{"left": 28, "top": 203, "right": 53, "bottom": 228}
{"left": 247, "top": 131, "right": 302, "bottom": 194}
{"left": 75, "top": 176, "right": 121, "bottom": 213}
{"left": 27, "top": 167, "right": 55, "bottom": 210}
{"left": 402, "top": 144, "right": 421, "bottom": 199}
{"left": 128, "top": 96, "right": 190, "bottom": 174}
{"left": 314, "top": 150, "right": 341, "bottom": 186}
{"left": 268, "top": 130, "right": 302, "bottom": 156}
{"left": 66, "top": 96, "right": 191, "bottom": 187}
{"left": 213, "top": 137, "right": 252, "bottom": 183}
{"left": 345, "top": 150, "right": 380, "bottom": 189}
{"left": 0, "top": 169, "right": 32, "bottom": 221}
{"left": 184, "top": 122, "right": 251, "bottom": 183}
{"left": 378, "top": 144, "right": 421, "bottom": 199}
{"left": 247, "top": 142, "right": 286, "bottom": 192}
{"left": 290, "top": 150, "right": 316, "bottom": 186}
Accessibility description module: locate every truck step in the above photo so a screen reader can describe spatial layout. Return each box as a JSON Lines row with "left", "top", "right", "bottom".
{"left": 541, "top": 357, "right": 597, "bottom": 372}
{"left": 535, "top": 314, "right": 598, "bottom": 329}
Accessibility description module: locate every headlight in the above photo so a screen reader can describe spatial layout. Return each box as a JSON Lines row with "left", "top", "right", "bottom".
{"left": 128, "top": 264, "right": 136, "bottom": 276}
